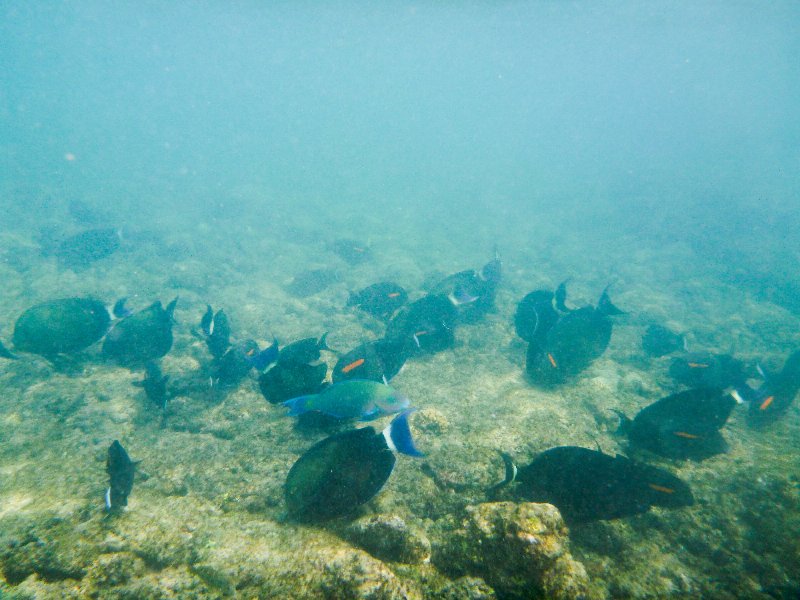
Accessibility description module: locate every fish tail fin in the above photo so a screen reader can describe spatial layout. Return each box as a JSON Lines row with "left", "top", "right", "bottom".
{"left": 598, "top": 285, "right": 624, "bottom": 316}
{"left": 611, "top": 409, "right": 632, "bottom": 434}
{"left": 487, "top": 451, "right": 518, "bottom": 497}
{"left": 112, "top": 298, "right": 131, "bottom": 318}
{"left": 318, "top": 332, "right": 333, "bottom": 352}
{"left": 165, "top": 297, "right": 179, "bottom": 321}
{"left": 282, "top": 395, "right": 313, "bottom": 416}
{"left": 383, "top": 410, "right": 423, "bottom": 457}
{"left": 0, "top": 339, "right": 19, "bottom": 360}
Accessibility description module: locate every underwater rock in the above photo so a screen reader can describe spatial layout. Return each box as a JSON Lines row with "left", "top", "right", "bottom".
{"left": 342, "top": 514, "right": 431, "bottom": 564}
{"left": 432, "top": 501, "right": 589, "bottom": 600}
{"left": 84, "top": 551, "right": 146, "bottom": 590}
{"left": 435, "top": 576, "right": 497, "bottom": 600}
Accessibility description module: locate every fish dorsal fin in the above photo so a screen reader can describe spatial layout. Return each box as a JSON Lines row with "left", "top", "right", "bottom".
{"left": 597, "top": 285, "right": 624, "bottom": 316}
{"left": 555, "top": 278, "right": 572, "bottom": 312}
{"left": 165, "top": 297, "right": 179, "bottom": 320}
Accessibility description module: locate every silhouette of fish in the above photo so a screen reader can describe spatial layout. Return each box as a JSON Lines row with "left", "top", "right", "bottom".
{"left": 329, "top": 239, "right": 371, "bottom": 265}
{"left": 491, "top": 446, "right": 693, "bottom": 523}
{"left": 102, "top": 298, "right": 177, "bottom": 367}
{"left": 282, "top": 379, "right": 410, "bottom": 421}
{"left": 514, "top": 280, "right": 571, "bottom": 344}
{"left": 51, "top": 227, "right": 121, "bottom": 269}
{"left": 286, "top": 268, "right": 338, "bottom": 297}
{"left": 199, "top": 305, "right": 231, "bottom": 359}
{"left": 430, "top": 250, "right": 502, "bottom": 322}
{"left": 745, "top": 350, "right": 800, "bottom": 426}
{"left": 332, "top": 337, "right": 409, "bottom": 384}
{"left": 668, "top": 352, "right": 749, "bottom": 390}
{"left": 258, "top": 360, "right": 328, "bottom": 405}
{"left": 106, "top": 440, "right": 135, "bottom": 511}
{"left": 616, "top": 388, "right": 736, "bottom": 461}
{"left": 284, "top": 411, "right": 422, "bottom": 522}
{"left": 347, "top": 282, "right": 408, "bottom": 321}
{"left": 526, "top": 286, "right": 623, "bottom": 385}
{"left": 1, "top": 297, "right": 127, "bottom": 359}
{"left": 385, "top": 294, "right": 458, "bottom": 355}
{"left": 133, "top": 361, "right": 169, "bottom": 410}
{"left": 642, "top": 325, "right": 685, "bottom": 357}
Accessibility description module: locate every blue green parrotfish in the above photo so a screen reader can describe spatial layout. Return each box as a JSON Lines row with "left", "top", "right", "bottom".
{"left": 282, "top": 379, "right": 410, "bottom": 421}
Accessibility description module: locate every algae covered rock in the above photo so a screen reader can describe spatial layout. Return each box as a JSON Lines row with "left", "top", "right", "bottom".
{"left": 432, "top": 501, "right": 589, "bottom": 600}
{"left": 342, "top": 514, "right": 431, "bottom": 564}
{"left": 436, "top": 575, "right": 497, "bottom": 599}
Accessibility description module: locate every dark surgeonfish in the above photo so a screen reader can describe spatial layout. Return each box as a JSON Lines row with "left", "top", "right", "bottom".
{"left": 199, "top": 305, "right": 231, "bottom": 359}
{"left": 642, "top": 325, "right": 686, "bottom": 357}
{"left": 385, "top": 294, "right": 458, "bottom": 355}
{"left": 430, "top": 249, "right": 502, "bottom": 323}
{"left": 526, "top": 286, "right": 623, "bottom": 385}
{"left": 102, "top": 298, "right": 178, "bottom": 367}
{"left": 258, "top": 360, "right": 327, "bottom": 405}
{"left": 347, "top": 282, "right": 408, "bottom": 321}
{"left": 491, "top": 446, "right": 693, "bottom": 523}
{"left": 285, "top": 411, "right": 422, "bottom": 522}
{"left": 668, "top": 352, "right": 749, "bottom": 390}
{"left": 132, "top": 361, "right": 169, "bottom": 410}
{"left": 278, "top": 333, "right": 331, "bottom": 365}
{"left": 52, "top": 227, "right": 121, "bottom": 269}
{"left": 514, "top": 280, "right": 570, "bottom": 344}
{"left": 616, "top": 388, "right": 737, "bottom": 461}
{"left": 106, "top": 440, "right": 136, "bottom": 512}
{"left": 332, "top": 337, "right": 409, "bottom": 384}
{"left": 329, "top": 239, "right": 372, "bottom": 265}
{"left": 286, "top": 268, "right": 339, "bottom": 298}
{"left": 0, "top": 297, "right": 128, "bottom": 359}
{"left": 745, "top": 350, "right": 800, "bottom": 426}
{"left": 210, "top": 338, "right": 280, "bottom": 389}
{"left": 282, "top": 379, "right": 410, "bottom": 421}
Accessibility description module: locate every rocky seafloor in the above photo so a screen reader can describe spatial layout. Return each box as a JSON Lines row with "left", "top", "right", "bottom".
{"left": 0, "top": 193, "right": 798, "bottom": 599}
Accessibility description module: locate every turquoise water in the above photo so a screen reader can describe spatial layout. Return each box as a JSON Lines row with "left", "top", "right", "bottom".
{"left": 1, "top": 2, "right": 799, "bottom": 598}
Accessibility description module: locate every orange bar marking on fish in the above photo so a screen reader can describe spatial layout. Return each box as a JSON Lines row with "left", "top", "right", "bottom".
{"left": 547, "top": 353, "right": 558, "bottom": 368}
{"left": 648, "top": 483, "right": 675, "bottom": 494}
{"left": 387, "top": 292, "right": 401, "bottom": 298}
{"left": 341, "top": 358, "right": 365, "bottom": 374}
{"left": 673, "top": 431, "right": 701, "bottom": 439}
{"left": 759, "top": 396, "right": 775, "bottom": 411}
{"left": 687, "top": 362, "right": 709, "bottom": 369}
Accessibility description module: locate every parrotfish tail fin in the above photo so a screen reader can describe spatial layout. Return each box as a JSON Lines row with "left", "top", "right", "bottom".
{"left": 555, "top": 278, "right": 572, "bottom": 312}
{"left": 611, "top": 409, "right": 632, "bottom": 434}
{"left": 597, "top": 285, "right": 624, "bottom": 316}
{"left": 383, "top": 410, "right": 423, "bottom": 457}
{"left": 112, "top": 298, "right": 131, "bottom": 319}
{"left": 318, "top": 332, "right": 333, "bottom": 353}
{"left": 282, "top": 394, "right": 313, "bottom": 416}
{"left": 166, "top": 297, "right": 179, "bottom": 321}
{"left": 486, "top": 451, "right": 518, "bottom": 497}
{"left": 248, "top": 338, "right": 280, "bottom": 371}
{"left": 200, "top": 305, "right": 214, "bottom": 336}
{"left": 0, "top": 339, "right": 19, "bottom": 360}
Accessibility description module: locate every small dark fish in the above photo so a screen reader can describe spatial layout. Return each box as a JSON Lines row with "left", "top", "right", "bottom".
{"left": 330, "top": 239, "right": 372, "bottom": 265}
{"left": 642, "top": 325, "right": 685, "bottom": 357}
{"left": 212, "top": 339, "right": 259, "bottom": 389}
{"left": 525, "top": 286, "right": 623, "bottom": 385}
{"left": 385, "top": 294, "right": 458, "bottom": 355}
{"left": 746, "top": 350, "right": 800, "bottom": 426}
{"left": 133, "top": 361, "right": 169, "bottom": 409}
{"left": 347, "top": 282, "right": 408, "bottom": 321}
{"left": 668, "top": 352, "right": 748, "bottom": 390}
{"left": 332, "top": 337, "right": 409, "bottom": 384}
{"left": 8, "top": 297, "right": 115, "bottom": 358}
{"left": 286, "top": 268, "right": 338, "bottom": 298}
{"left": 53, "top": 227, "right": 121, "bottom": 268}
{"left": 258, "top": 360, "right": 327, "bottom": 405}
{"left": 430, "top": 250, "right": 502, "bottom": 323}
{"left": 106, "top": 440, "right": 135, "bottom": 511}
{"left": 200, "top": 306, "right": 231, "bottom": 359}
{"left": 284, "top": 411, "right": 422, "bottom": 522}
{"left": 491, "top": 446, "right": 693, "bottom": 523}
{"left": 282, "top": 379, "right": 410, "bottom": 421}
{"left": 279, "top": 333, "right": 331, "bottom": 365}
{"left": 617, "top": 388, "right": 736, "bottom": 461}
{"left": 102, "top": 297, "right": 178, "bottom": 367}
